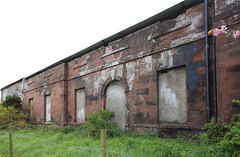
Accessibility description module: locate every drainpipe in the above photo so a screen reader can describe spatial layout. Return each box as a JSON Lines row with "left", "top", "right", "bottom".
{"left": 205, "top": 0, "right": 210, "bottom": 123}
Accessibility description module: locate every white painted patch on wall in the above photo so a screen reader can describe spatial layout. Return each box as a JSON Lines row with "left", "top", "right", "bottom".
{"left": 188, "top": 13, "right": 203, "bottom": 30}
{"left": 2, "top": 79, "right": 26, "bottom": 101}
{"left": 168, "top": 51, "right": 173, "bottom": 67}
{"left": 106, "top": 81, "right": 126, "bottom": 129}
{"left": 76, "top": 89, "right": 85, "bottom": 123}
{"left": 159, "top": 82, "right": 178, "bottom": 120}
{"left": 226, "top": 0, "right": 234, "bottom": 5}
{"left": 116, "top": 65, "right": 124, "bottom": 78}
{"left": 138, "top": 51, "right": 144, "bottom": 58}
{"left": 105, "top": 60, "right": 119, "bottom": 68}
{"left": 171, "top": 32, "right": 205, "bottom": 48}
{"left": 160, "top": 50, "right": 174, "bottom": 68}
{"left": 91, "top": 65, "right": 124, "bottom": 95}
{"left": 158, "top": 66, "right": 187, "bottom": 124}
{"left": 45, "top": 95, "right": 51, "bottom": 122}
{"left": 147, "top": 34, "right": 152, "bottom": 40}
{"left": 93, "top": 80, "right": 99, "bottom": 94}
{"left": 144, "top": 56, "right": 153, "bottom": 72}
{"left": 111, "top": 69, "right": 116, "bottom": 80}
{"left": 126, "top": 62, "right": 136, "bottom": 91}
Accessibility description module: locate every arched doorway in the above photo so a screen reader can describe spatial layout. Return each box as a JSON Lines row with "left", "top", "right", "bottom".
{"left": 105, "top": 81, "right": 126, "bottom": 129}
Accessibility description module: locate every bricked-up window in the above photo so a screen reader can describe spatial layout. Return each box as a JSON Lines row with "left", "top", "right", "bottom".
{"left": 45, "top": 95, "right": 51, "bottom": 122}
{"left": 29, "top": 98, "right": 33, "bottom": 118}
{"left": 76, "top": 88, "right": 85, "bottom": 122}
{"left": 106, "top": 81, "right": 126, "bottom": 129}
{"left": 158, "top": 66, "right": 187, "bottom": 124}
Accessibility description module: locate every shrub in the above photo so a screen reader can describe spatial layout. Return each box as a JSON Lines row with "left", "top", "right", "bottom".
{"left": 0, "top": 105, "right": 29, "bottom": 128}
{"left": 0, "top": 95, "right": 30, "bottom": 129}
{"left": 202, "top": 113, "right": 240, "bottom": 156}
{"left": 201, "top": 99, "right": 240, "bottom": 156}
{"left": 1, "top": 95, "right": 22, "bottom": 110}
{"left": 80, "top": 108, "right": 122, "bottom": 138}
{"left": 202, "top": 118, "right": 225, "bottom": 144}
{"left": 217, "top": 114, "right": 240, "bottom": 156}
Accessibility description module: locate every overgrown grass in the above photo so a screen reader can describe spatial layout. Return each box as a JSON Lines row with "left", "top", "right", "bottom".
{"left": 0, "top": 126, "right": 230, "bottom": 157}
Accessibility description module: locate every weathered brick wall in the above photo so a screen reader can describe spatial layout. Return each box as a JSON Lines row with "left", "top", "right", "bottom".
{"left": 66, "top": 3, "right": 207, "bottom": 129}
{"left": 22, "top": 63, "right": 68, "bottom": 124}
{"left": 2, "top": 1, "right": 227, "bottom": 133}
{"left": 214, "top": 0, "right": 240, "bottom": 119}
{"left": 1, "top": 79, "right": 25, "bottom": 102}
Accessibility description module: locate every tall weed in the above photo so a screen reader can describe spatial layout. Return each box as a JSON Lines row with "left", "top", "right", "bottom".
{"left": 80, "top": 108, "right": 122, "bottom": 138}
{"left": 202, "top": 113, "right": 240, "bottom": 156}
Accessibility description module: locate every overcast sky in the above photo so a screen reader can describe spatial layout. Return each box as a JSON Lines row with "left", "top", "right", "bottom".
{"left": 0, "top": 0, "right": 183, "bottom": 98}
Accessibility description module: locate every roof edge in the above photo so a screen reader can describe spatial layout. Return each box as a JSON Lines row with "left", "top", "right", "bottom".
{"left": 18, "top": 0, "right": 204, "bottom": 81}
{"left": 1, "top": 78, "right": 24, "bottom": 90}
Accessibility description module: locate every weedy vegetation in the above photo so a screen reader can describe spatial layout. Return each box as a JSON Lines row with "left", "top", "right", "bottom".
{"left": 0, "top": 96, "right": 239, "bottom": 156}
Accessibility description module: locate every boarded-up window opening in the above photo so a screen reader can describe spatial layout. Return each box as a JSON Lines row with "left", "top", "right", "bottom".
{"left": 29, "top": 99, "right": 33, "bottom": 118}
{"left": 106, "top": 81, "right": 126, "bottom": 129}
{"left": 76, "top": 88, "right": 85, "bottom": 123}
{"left": 45, "top": 95, "right": 51, "bottom": 122}
{"left": 158, "top": 66, "right": 187, "bottom": 124}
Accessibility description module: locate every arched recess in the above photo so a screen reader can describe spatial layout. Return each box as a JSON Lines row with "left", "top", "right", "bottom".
{"left": 101, "top": 76, "right": 129, "bottom": 129}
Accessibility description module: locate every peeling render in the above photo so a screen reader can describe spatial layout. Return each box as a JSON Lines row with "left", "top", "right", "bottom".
{"left": 2, "top": 78, "right": 26, "bottom": 101}
{"left": 106, "top": 81, "right": 126, "bottom": 129}
{"left": 126, "top": 62, "right": 136, "bottom": 91}
{"left": 45, "top": 95, "right": 51, "bottom": 122}
{"left": 158, "top": 66, "right": 187, "bottom": 124}
{"left": 76, "top": 89, "right": 85, "bottom": 122}
{"left": 171, "top": 32, "right": 205, "bottom": 48}
{"left": 188, "top": 13, "right": 203, "bottom": 31}
{"left": 143, "top": 56, "right": 153, "bottom": 72}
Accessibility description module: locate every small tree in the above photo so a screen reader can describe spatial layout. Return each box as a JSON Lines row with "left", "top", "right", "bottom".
{"left": 1, "top": 95, "right": 22, "bottom": 110}
{"left": 0, "top": 95, "right": 29, "bottom": 128}
{"left": 81, "top": 108, "right": 122, "bottom": 138}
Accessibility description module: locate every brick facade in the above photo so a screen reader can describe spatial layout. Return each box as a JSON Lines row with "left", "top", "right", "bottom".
{"left": 1, "top": 0, "right": 240, "bottom": 136}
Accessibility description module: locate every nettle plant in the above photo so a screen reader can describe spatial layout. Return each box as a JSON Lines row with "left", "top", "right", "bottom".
{"left": 208, "top": 25, "right": 240, "bottom": 38}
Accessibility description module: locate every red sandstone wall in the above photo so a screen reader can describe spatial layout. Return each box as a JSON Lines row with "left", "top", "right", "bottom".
{"left": 1, "top": 2, "right": 221, "bottom": 132}
{"left": 214, "top": 0, "right": 240, "bottom": 119}
{"left": 66, "top": 3, "right": 207, "bottom": 129}
{"left": 22, "top": 63, "right": 67, "bottom": 124}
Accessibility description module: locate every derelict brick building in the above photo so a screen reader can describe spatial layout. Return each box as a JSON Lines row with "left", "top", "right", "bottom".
{"left": 1, "top": 0, "right": 240, "bottom": 136}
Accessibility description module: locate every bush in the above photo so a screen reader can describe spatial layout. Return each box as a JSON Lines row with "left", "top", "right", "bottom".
{"left": 202, "top": 114, "right": 240, "bottom": 156}
{"left": 0, "top": 95, "right": 30, "bottom": 129}
{"left": 1, "top": 95, "right": 22, "bottom": 110}
{"left": 202, "top": 118, "right": 225, "bottom": 144}
{"left": 80, "top": 108, "right": 122, "bottom": 138}
{"left": 0, "top": 105, "right": 30, "bottom": 128}
{"left": 217, "top": 114, "right": 240, "bottom": 156}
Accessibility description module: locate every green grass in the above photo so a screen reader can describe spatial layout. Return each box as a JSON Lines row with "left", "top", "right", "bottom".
{"left": 0, "top": 127, "right": 228, "bottom": 157}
